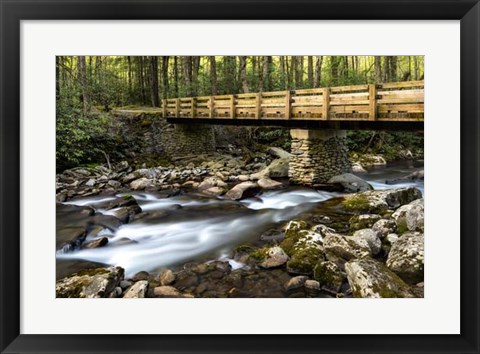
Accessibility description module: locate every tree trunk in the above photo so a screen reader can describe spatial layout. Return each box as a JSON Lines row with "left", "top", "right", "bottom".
{"left": 56, "top": 56, "right": 61, "bottom": 98}
{"left": 239, "top": 56, "right": 249, "bottom": 93}
{"left": 209, "top": 56, "right": 218, "bottom": 95}
{"left": 413, "top": 56, "right": 418, "bottom": 80}
{"left": 183, "top": 57, "right": 192, "bottom": 96}
{"left": 149, "top": 56, "right": 159, "bottom": 107}
{"left": 173, "top": 56, "right": 178, "bottom": 97}
{"left": 330, "top": 56, "right": 339, "bottom": 83}
{"left": 389, "top": 56, "right": 397, "bottom": 82}
{"left": 313, "top": 56, "right": 323, "bottom": 87}
{"left": 295, "top": 56, "right": 304, "bottom": 88}
{"left": 374, "top": 56, "right": 382, "bottom": 82}
{"left": 77, "top": 56, "right": 89, "bottom": 112}
{"left": 192, "top": 56, "right": 200, "bottom": 96}
{"left": 162, "top": 56, "right": 169, "bottom": 99}
{"left": 307, "top": 56, "right": 314, "bottom": 87}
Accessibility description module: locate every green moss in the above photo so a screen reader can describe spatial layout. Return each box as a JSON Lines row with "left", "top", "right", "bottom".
{"left": 250, "top": 247, "right": 269, "bottom": 261}
{"left": 279, "top": 238, "right": 297, "bottom": 256}
{"left": 313, "top": 261, "right": 343, "bottom": 292}
{"left": 396, "top": 223, "right": 409, "bottom": 235}
{"left": 234, "top": 245, "right": 256, "bottom": 254}
{"left": 342, "top": 195, "right": 371, "bottom": 211}
{"left": 120, "top": 193, "right": 133, "bottom": 199}
{"left": 139, "top": 118, "right": 153, "bottom": 127}
{"left": 286, "top": 248, "right": 324, "bottom": 275}
{"left": 75, "top": 268, "right": 109, "bottom": 277}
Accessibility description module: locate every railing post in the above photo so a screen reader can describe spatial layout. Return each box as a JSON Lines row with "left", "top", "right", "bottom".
{"left": 209, "top": 96, "right": 214, "bottom": 118}
{"left": 323, "top": 87, "right": 330, "bottom": 120}
{"left": 190, "top": 97, "right": 196, "bottom": 118}
{"left": 162, "top": 99, "right": 167, "bottom": 117}
{"left": 255, "top": 93, "right": 262, "bottom": 119}
{"left": 369, "top": 84, "right": 377, "bottom": 120}
{"left": 230, "top": 94, "right": 236, "bottom": 119}
{"left": 285, "top": 90, "right": 291, "bottom": 119}
{"left": 175, "top": 98, "right": 180, "bottom": 118}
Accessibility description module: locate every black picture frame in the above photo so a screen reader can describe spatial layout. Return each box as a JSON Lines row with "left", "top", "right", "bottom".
{"left": 1, "top": 0, "right": 479, "bottom": 353}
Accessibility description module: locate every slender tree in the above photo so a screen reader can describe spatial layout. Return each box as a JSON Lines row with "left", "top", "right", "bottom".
{"left": 209, "top": 56, "right": 218, "bottom": 95}
{"left": 239, "top": 56, "right": 249, "bottom": 93}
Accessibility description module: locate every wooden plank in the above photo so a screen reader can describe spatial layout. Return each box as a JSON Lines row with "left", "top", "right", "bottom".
{"left": 255, "top": 93, "right": 262, "bottom": 119}
{"left": 377, "top": 89, "right": 424, "bottom": 96}
{"left": 230, "top": 95, "right": 236, "bottom": 118}
{"left": 378, "top": 103, "right": 424, "bottom": 113}
{"left": 293, "top": 88, "right": 324, "bottom": 95}
{"left": 162, "top": 99, "right": 167, "bottom": 117}
{"left": 330, "top": 92, "right": 369, "bottom": 99}
{"left": 369, "top": 84, "right": 377, "bottom": 120}
{"left": 209, "top": 97, "right": 214, "bottom": 118}
{"left": 191, "top": 97, "right": 196, "bottom": 117}
{"left": 261, "top": 91, "right": 286, "bottom": 98}
{"left": 285, "top": 90, "right": 291, "bottom": 119}
{"left": 378, "top": 80, "right": 424, "bottom": 89}
{"left": 175, "top": 98, "right": 180, "bottom": 117}
{"left": 330, "top": 99, "right": 370, "bottom": 105}
{"left": 330, "top": 84, "right": 369, "bottom": 93}
{"left": 323, "top": 87, "right": 330, "bottom": 120}
{"left": 291, "top": 95, "right": 323, "bottom": 104}
{"left": 378, "top": 97, "right": 424, "bottom": 104}
{"left": 330, "top": 105, "right": 371, "bottom": 113}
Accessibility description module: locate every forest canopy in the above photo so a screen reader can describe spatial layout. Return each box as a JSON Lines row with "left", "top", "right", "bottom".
{"left": 56, "top": 56, "right": 424, "bottom": 171}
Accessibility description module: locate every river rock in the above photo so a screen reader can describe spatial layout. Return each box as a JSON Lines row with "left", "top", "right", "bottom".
{"left": 130, "top": 177, "right": 153, "bottom": 190}
{"left": 358, "top": 154, "right": 387, "bottom": 167}
{"left": 251, "top": 158, "right": 289, "bottom": 179}
{"left": 56, "top": 266, "right": 124, "bottom": 298}
{"left": 257, "top": 177, "right": 283, "bottom": 190}
{"left": 392, "top": 198, "right": 424, "bottom": 232}
{"left": 304, "top": 279, "right": 321, "bottom": 291}
{"left": 56, "top": 227, "right": 87, "bottom": 252}
{"left": 328, "top": 173, "right": 373, "bottom": 192}
{"left": 123, "top": 280, "right": 149, "bottom": 298}
{"left": 345, "top": 258, "right": 414, "bottom": 298}
{"left": 349, "top": 214, "right": 382, "bottom": 231}
{"left": 153, "top": 286, "right": 193, "bottom": 298}
{"left": 386, "top": 233, "right": 399, "bottom": 244}
{"left": 201, "top": 186, "right": 225, "bottom": 197}
{"left": 267, "top": 147, "right": 291, "bottom": 159}
{"left": 313, "top": 260, "right": 344, "bottom": 293}
{"left": 352, "top": 229, "right": 382, "bottom": 255}
{"left": 386, "top": 170, "right": 424, "bottom": 185}
{"left": 198, "top": 176, "right": 227, "bottom": 190}
{"left": 286, "top": 247, "right": 325, "bottom": 275}
{"left": 372, "top": 219, "right": 397, "bottom": 238}
{"left": 259, "top": 246, "right": 289, "bottom": 269}
{"left": 386, "top": 231, "right": 424, "bottom": 283}
{"left": 352, "top": 162, "right": 367, "bottom": 173}
{"left": 108, "top": 205, "right": 142, "bottom": 223}
{"left": 82, "top": 237, "right": 108, "bottom": 249}
{"left": 323, "top": 233, "right": 372, "bottom": 263}
{"left": 102, "top": 195, "right": 138, "bottom": 210}
{"left": 284, "top": 275, "right": 309, "bottom": 291}
{"left": 224, "top": 181, "right": 260, "bottom": 200}
{"left": 342, "top": 187, "right": 422, "bottom": 213}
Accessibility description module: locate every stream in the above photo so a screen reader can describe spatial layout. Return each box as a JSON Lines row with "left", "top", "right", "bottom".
{"left": 57, "top": 161, "right": 424, "bottom": 278}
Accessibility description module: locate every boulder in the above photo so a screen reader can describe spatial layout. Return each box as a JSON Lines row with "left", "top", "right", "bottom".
{"left": 386, "top": 232, "right": 424, "bottom": 283}
{"left": 328, "top": 173, "right": 373, "bottom": 192}
{"left": 251, "top": 158, "right": 289, "bottom": 179}
{"left": 201, "top": 186, "right": 225, "bottom": 197}
{"left": 153, "top": 286, "right": 193, "bottom": 298}
{"left": 123, "top": 280, "right": 149, "bottom": 298}
{"left": 345, "top": 259, "right": 415, "bottom": 298}
{"left": 342, "top": 187, "right": 422, "bottom": 213}
{"left": 257, "top": 177, "right": 284, "bottom": 190}
{"left": 286, "top": 247, "right": 324, "bottom": 275}
{"left": 56, "top": 227, "right": 87, "bottom": 252}
{"left": 284, "top": 275, "right": 309, "bottom": 291}
{"left": 323, "top": 233, "right": 372, "bottom": 262}
{"left": 268, "top": 147, "right": 292, "bottom": 159}
{"left": 386, "top": 170, "right": 424, "bottom": 185}
{"left": 198, "top": 177, "right": 227, "bottom": 190}
{"left": 108, "top": 205, "right": 142, "bottom": 223}
{"left": 372, "top": 219, "right": 397, "bottom": 239}
{"left": 259, "top": 246, "right": 289, "bottom": 269}
{"left": 56, "top": 266, "right": 124, "bottom": 298}
{"left": 349, "top": 214, "right": 382, "bottom": 231}
{"left": 130, "top": 178, "right": 154, "bottom": 190}
{"left": 352, "top": 162, "right": 367, "bottom": 173}
{"left": 82, "top": 237, "right": 109, "bottom": 249}
{"left": 392, "top": 198, "right": 424, "bottom": 232}
{"left": 132, "top": 271, "right": 149, "bottom": 282}
{"left": 304, "top": 279, "right": 321, "bottom": 291}
{"left": 158, "top": 269, "right": 176, "bottom": 286}
{"left": 352, "top": 229, "right": 382, "bottom": 255}
{"left": 313, "top": 260, "right": 344, "bottom": 293}
{"left": 224, "top": 181, "right": 260, "bottom": 200}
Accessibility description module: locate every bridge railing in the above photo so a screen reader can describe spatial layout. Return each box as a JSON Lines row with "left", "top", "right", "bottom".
{"left": 162, "top": 80, "right": 424, "bottom": 121}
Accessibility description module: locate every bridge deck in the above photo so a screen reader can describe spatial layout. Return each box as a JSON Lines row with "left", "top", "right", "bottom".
{"left": 162, "top": 80, "right": 424, "bottom": 123}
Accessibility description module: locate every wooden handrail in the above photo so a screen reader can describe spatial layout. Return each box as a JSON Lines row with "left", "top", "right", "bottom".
{"left": 162, "top": 80, "right": 424, "bottom": 121}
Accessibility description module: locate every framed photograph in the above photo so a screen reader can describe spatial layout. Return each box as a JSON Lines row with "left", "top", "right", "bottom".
{"left": 1, "top": 0, "right": 479, "bottom": 353}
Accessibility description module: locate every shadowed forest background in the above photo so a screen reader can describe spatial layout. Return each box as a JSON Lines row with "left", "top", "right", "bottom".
{"left": 56, "top": 56, "right": 424, "bottom": 171}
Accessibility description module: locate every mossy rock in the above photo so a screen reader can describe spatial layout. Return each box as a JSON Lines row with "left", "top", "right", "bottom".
{"left": 313, "top": 260, "right": 344, "bottom": 294}
{"left": 286, "top": 247, "right": 325, "bottom": 275}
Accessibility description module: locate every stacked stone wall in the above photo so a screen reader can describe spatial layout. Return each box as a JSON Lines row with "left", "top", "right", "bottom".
{"left": 289, "top": 129, "right": 351, "bottom": 184}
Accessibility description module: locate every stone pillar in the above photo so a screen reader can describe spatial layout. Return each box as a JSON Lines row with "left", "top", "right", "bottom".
{"left": 289, "top": 129, "right": 351, "bottom": 185}
{"left": 163, "top": 123, "right": 216, "bottom": 157}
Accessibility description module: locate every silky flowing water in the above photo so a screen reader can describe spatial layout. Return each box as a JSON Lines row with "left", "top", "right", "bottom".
{"left": 57, "top": 161, "right": 424, "bottom": 277}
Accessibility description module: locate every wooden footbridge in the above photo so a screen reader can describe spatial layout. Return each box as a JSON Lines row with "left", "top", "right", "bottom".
{"left": 158, "top": 80, "right": 424, "bottom": 130}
